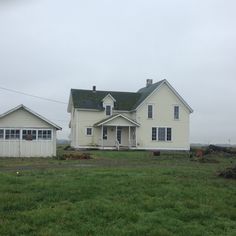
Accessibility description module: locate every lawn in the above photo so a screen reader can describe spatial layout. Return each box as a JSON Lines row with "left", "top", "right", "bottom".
{"left": 0, "top": 151, "right": 235, "bottom": 236}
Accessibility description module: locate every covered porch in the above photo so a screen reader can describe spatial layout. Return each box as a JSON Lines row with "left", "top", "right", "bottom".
{"left": 94, "top": 114, "right": 140, "bottom": 149}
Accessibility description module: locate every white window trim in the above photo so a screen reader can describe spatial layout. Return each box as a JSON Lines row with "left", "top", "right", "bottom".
{"left": 152, "top": 127, "right": 172, "bottom": 142}
{"left": 0, "top": 129, "right": 4, "bottom": 140}
{"left": 147, "top": 104, "right": 154, "bottom": 119}
{"left": 85, "top": 127, "right": 93, "bottom": 136}
{"left": 0, "top": 128, "right": 53, "bottom": 141}
{"left": 37, "top": 129, "right": 53, "bottom": 141}
{"left": 173, "top": 105, "right": 180, "bottom": 120}
{"left": 105, "top": 105, "right": 112, "bottom": 116}
{"left": 22, "top": 129, "right": 38, "bottom": 141}
{"left": 4, "top": 128, "right": 21, "bottom": 140}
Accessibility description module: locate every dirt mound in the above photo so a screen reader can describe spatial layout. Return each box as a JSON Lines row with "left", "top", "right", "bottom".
{"left": 63, "top": 152, "right": 91, "bottom": 160}
{"left": 207, "top": 145, "right": 236, "bottom": 155}
{"left": 218, "top": 166, "right": 236, "bottom": 179}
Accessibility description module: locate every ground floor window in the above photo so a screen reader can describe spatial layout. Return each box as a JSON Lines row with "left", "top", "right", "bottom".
{"left": 86, "top": 127, "right": 93, "bottom": 136}
{"left": 38, "top": 130, "right": 52, "bottom": 140}
{"left": 22, "top": 130, "right": 37, "bottom": 140}
{"left": 152, "top": 127, "right": 172, "bottom": 141}
{"left": 152, "top": 127, "right": 157, "bottom": 140}
{"left": 5, "top": 129, "right": 20, "bottom": 140}
{"left": 0, "top": 128, "right": 53, "bottom": 141}
{"left": 0, "top": 129, "right": 4, "bottom": 139}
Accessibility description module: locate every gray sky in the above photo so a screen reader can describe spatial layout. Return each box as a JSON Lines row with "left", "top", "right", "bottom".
{"left": 0, "top": 0, "right": 236, "bottom": 144}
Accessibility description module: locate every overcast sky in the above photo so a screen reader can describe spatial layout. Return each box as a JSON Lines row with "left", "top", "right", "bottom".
{"left": 0, "top": 0, "right": 236, "bottom": 144}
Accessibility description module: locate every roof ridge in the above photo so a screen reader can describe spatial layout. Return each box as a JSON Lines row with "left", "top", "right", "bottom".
{"left": 71, "top": 88, "right": 138, "bottom": 94}
{"left": 137, "top": 79, "right": 165, "bottom": 93}
{"left": 70, "top": 80, "right": 165, "bottom": 111}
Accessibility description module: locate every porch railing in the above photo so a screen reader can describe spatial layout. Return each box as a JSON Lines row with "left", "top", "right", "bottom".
{"left": 115, "top": 139, "right": 120, "bottom": 150}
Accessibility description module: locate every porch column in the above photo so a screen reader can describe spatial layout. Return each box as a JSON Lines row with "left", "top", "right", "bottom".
{"left": 115, "top": 126, "right": 119, "bottom": 150}
{"left": 101, "top": 125, "right": 104, "bottom": 149}
{"left": 115, "top": 126, "right": 117, "bottom": 144}
{"left": 135, "top": 127, "right": 138, "bottom": 148}
{"left": 128, "top": 126, "right": 131, "bottom": 148}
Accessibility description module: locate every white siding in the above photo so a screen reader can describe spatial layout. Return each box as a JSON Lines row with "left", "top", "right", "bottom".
{"left": 77, "top": 110, "right": 104, "bottom": 147}
{"left": 71, "top": 109, "right": 136, "bottom": 148}
{"left": 0, "top": 140, "right": 55, "bottom": 157}
{"left": 69, "top": 82, "right": 191, "bottom": 150}
{"left": 104, "top": 117, "right": 135, "bottom": 127}
{"left": 102, "top": 96, "right": 115, "bottom": 109}
{"left": 0, "top": 108, "right": 50, "bottom": 128}
{"left": 0, "top": 108, "right": 58, "bottom": 157}
{"left": 135, "top": 83, "right": 191, "bottom": 150}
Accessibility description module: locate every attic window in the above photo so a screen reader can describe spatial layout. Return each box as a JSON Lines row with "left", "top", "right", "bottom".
{"left": 105, "top": 105, "right": 112, "bottom": 116}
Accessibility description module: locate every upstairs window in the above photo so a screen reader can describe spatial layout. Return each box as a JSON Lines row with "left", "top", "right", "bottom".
{"left": 0, "top": 129, "right": 4, "bottom": 139}
{"left": 174, "top": 106, "right": 179, "bottom": 120}
{"left": 38, "top": 130, "right": 52, "bottom": 140}
{"left": 106, "top": 105, "right": 112, "bottom": 116}
{"left": 5, "top": 129, "right": 20, "bottom": 140}
{"left": 148, "top": 105, "right": 153, "bottom": 119}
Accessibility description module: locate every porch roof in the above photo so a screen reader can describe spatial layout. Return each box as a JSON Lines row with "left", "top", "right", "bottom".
{"left": 94, "top": 114, "right": 140, "bottom": 127}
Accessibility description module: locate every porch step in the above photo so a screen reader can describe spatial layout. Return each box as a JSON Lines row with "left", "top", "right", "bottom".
{"left": 117, "top": 146, "right": 130, "bottom": 151}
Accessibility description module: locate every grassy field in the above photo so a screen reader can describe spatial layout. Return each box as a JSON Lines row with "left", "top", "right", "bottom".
{"left": 0, "top": 150, "right": 235, "bottom": 235}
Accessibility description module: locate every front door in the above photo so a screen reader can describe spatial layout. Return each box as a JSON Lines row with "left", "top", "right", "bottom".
{"left": 117, "top": 127, "right": 122, "bottom": 144}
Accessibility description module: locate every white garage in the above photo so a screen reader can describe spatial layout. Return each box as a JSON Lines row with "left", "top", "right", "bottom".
{"left": 0, "top": 104, "right": 61, "bottom": 157}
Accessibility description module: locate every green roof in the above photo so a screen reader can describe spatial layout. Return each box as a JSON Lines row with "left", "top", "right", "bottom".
{"left": 71, "top": 80, "right": 165, "bottom": 111}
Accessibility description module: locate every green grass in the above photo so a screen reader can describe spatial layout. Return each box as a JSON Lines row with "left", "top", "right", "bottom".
{"left": 0, "top": 151, "right": 235, "bottom": 235}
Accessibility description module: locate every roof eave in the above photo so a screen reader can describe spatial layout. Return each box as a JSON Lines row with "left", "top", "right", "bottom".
{"left": 94, "top": 114, "right": 140, "bottom": 127}
{"left": 134, "top": 79, "right": 193, "bottom": 113}
{"left": 67, "top": 91, "right": 73, "bottom": 113}
{"left": 0, "top": 104, "right": 62, "bottom": 130}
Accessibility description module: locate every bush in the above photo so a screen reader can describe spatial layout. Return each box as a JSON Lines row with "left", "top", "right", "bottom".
{"left": 219, "top": 166, "right": 236, "bottom": 179}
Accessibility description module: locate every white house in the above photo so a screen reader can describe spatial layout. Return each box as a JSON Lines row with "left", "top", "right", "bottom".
{"left": 67, "top": 79, "right": 193, "bottom": 150}
{"left": 0, "top": 104, "right": 61, "bottom": 157}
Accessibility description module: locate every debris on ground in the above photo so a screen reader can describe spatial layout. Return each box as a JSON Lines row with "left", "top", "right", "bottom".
{"left": 64, "top": 146, "right": 75, "bottom": 151}
{"left": 207, "top": 145, "right": 236, "bottom": 155}
{"left": 190, "top": 145, "right": 236, "bottom": 163}
{"left": 218, "top": 166, "right": 236, "bottom": 179}
{"left": 63, "top": 152, "right": 91, "bottom": 160}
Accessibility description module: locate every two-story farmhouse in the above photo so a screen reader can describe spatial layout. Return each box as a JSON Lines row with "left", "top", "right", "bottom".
{"left": 68, "top": 79, "right": 193, "bottom": 150}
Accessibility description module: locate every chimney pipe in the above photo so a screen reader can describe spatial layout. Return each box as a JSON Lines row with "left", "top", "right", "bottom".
{"left": 92, "top": 85, "right": 96, "bottom": 92}
{"left": 146, "top": 79, "right": 153, "bottom": 87}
